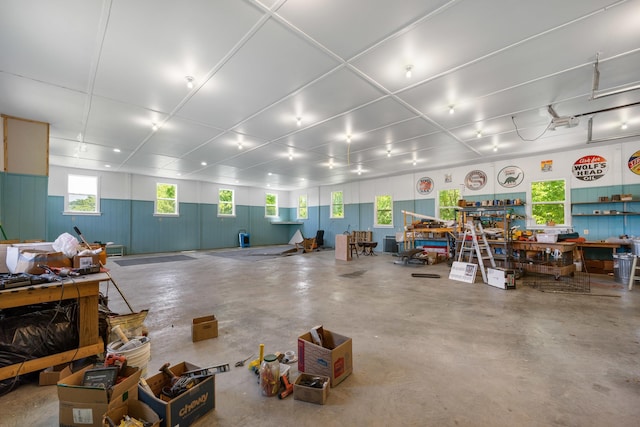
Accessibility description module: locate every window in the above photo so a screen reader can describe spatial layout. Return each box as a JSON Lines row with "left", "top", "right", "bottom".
{"left": 330, "top": 191, "right": 344, "bottom": 218}
{"left": 67, "top": 174, "right": 99, "bottom": 213}
{"left": 218, "top": 188, "right": 235, "bottom": 216}
{"left": 265, "top": 193, "right": 278, "bottom": 217}
{"left": 438, "top": 189, "right": 460, "bottom": 221}
{"left": 531, "top": 179, "right": 566, "bottom": 225}
{"left": 375, "top": 195, "right": 393, "bottom": 226}
{"left": 297, "top": 194, "right": 308, "bottom": 219}
{"left": 156, "top": 183, "right": 178, "bottom": 215}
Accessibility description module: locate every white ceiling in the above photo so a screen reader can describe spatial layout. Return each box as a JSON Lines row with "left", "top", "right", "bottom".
{"left": 1, "top": 0, "right": 639, "bottom": 190}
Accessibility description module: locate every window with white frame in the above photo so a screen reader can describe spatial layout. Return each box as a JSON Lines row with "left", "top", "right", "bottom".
{"left": 265, "top": 192, "right": 278, "bottom": 217}
{"left": 155, "top": 183, "right": 178, "bottom": 215}
{"left": 218, "top": 188, "right": 235, "bottom": 216}
{"left": 330, "top": 191, "right": 344, "bottom": 218}
{"left": 531, "top": 179, "right": 566, "bottom": 225}
{"left": 298, "top": 194, "right": 308, "bottom": 219}
{"left": 438, "top": 189, "right": 460, "bottom": 221}
{"left": 375, "top": 195, "right": 393, "bottom": 226}
{"left": 67, "top": 174, "right": 100, "bottom": 213}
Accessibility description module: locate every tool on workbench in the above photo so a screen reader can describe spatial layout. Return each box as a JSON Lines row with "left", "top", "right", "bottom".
{"left": 235, "top": 354, "right": 254, "bottom": 367}
{"left": 73, "top": 226, "right": 134, "bottom": 312}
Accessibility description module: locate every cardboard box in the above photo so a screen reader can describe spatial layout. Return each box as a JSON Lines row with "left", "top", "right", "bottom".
{"left": 73, "top": 253, "right": 100, "bottom": 269}
{"left": 294, "top": 373, "right": 329, "bottom": 405}
{"left": 191, "top": 315, "right": 218, "bottom": 342}
{"left": 297, "top": 327, "right": 353, "bottom": 387}
{"left": 104, "top": 399, "right": 160, "bottom": 427}
{"left": 58, "top": 365, "right": 141, "bottom": 427}
{"left": 39, "top": 364, "right": 73, "bottom": 386}
{"left": 138, "top": 361, "right": 215, "bottom": 427}
{"left": 6, "top": 242, "right": 72, "bottom": 274}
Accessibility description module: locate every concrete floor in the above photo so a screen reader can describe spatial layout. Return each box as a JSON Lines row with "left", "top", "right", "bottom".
{"left": 1, "top": 247, "right": 639, "bottom": 427}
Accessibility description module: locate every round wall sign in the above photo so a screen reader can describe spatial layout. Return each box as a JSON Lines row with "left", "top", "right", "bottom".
{"left": 416, "top": 177, "right": 434, "bottom": 195}
{"left": 497, "top": 166, "right": 524, "bottom": 188}
{"left": 572, "top": 155, "right": 608, "bottom": 181}
{"left": 464, "top": 170, "right": 487, "bottom": 191}
{"left": 629, "top": 150, "right": 640, "bottom": 175}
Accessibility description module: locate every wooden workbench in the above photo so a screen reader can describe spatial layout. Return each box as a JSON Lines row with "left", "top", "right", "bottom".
{"left": 512, "top": 241, "right": 576, "bottom": 279}
{"left": 0, "top": 273, "right": 108, "bottom": 381}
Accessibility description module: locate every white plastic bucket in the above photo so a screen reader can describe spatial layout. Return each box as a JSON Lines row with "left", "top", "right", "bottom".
{"left": 107, "top": 336, "right": 151, "bottom": 376}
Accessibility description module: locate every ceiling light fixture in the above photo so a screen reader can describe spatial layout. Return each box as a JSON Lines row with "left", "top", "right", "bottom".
{"left": 413, "top": 160, "right": 417, "bottom": 166}
{"left": 151, "top": 123, "right": 158, "bottom": 131}
{"left": 113, "top": 148, "right": 121, "bottom": 153}
{"left": 238, "top": 142, "right": 243, "bottom": 150}
{"left": 405, "top": 65, "right": 413, "bottom": 78}
{"left": 268, "top": 172, "right": 272, "bottom": 176}
{"left": 289, "top": 153, "right": 293, "bottom": 161}
{"left": 346, "top": 134, "right": 351, "bottom": 143}
{"left": 387, "top": 149, "right": 391, "bottom": 158}
{"left": 185, "top": 76, "right": 194, "bottom": 89}
{"left": 201, "top": 161, "right": 207, "bottom": 166}
{"left": 449, "top": 106, "right": 455, "bottom": 115}
{"left": 476, "top": 130, "right": 482, "bottom": 138}
{"left": 296, "top": 117, "right": 302, "bottom": 126}
{"left": 493, "top": 143, "right": 498, "bottom": 152}
{"left": 621, "top": 122, "right": 628, "bottom": 130}
{"left": 329, "top": 160, "right": 334, "bottom": 169}
{"left": 105, "top": 164, "right": 111, "bottom": 168}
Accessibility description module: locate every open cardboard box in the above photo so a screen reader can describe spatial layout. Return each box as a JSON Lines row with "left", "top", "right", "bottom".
{"left": 138, "top": 361, "right": 215, "bottom": 427}
{"left": 294, "top": 373, "right": 330, "bottom": 405}
{"left": 298, "top": 326, "right": 353, "bottom": 387}
{"left": 191, "top": 315, "right": 218, "bottom": 342}
{"left": 57, "top": 365, "right": 141, "bottom": 427}
{"left": 104, "top": 399, "right": 160, "bottom": 427}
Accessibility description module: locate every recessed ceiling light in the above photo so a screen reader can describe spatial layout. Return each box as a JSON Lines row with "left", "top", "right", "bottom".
{"left": 329, "top": 160, "right": 334, "bottom": 169}
{"left": 289, "top": 153, "right": 293, "bottom": 160}
{"left": 185, "top": 76, "right": 194, "bottom": 89}
{"left": 105, "top": 164, "right": 111, "bottom": 168}
{"left": 201, "top": 161, "right": 207, "bottom": 166}
{"left": 113, "top": 148, "right": 121, "bottom": 153}
{"left": 405, "top": 65, "right": 413, "bottom": 78}
{"left": 493, "top": 144, "right": 498, "bottom": 152}
{"left": 177, "top": 173, "right": 182, "bottom": 176}
{"left": 346, "top": 134, "right": 352, "bottom": 143}
{"left": 268, "top": 172, "right": 272, "bottom": 176}
{"left": 449, "top": 106, "right": 455, "bottom": 115}
{"left": 413, "top": 160, "right": 417, "bottom": 166}
{"left": 296, "top": 116, "right": 302, "bottom": 126}
{"left": 238, "top": 142, "right": 243, "bottom": 150}
{"left": 387, "top": 150, "right": 391, "bottom": 158}
{"left": 477, "top": 130, "right": 482, "bottom": 138}
{"left": 621, "top": 122, "right": 628, "bottom": 130}
{"left": 151, "top": 123, "right": 158, "bottom": 131}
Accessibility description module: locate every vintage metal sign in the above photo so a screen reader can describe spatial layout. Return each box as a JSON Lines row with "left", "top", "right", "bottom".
{"left": 464, "top": 170, "right": 487, "bottom": 190}
{"left": 629, "top": 150, "right": 640, "bottom": 175}
{"left": 416, "top": 177, "right": 434, "bottom": 194}
{"left": 497, "top": 166, "right": 524, "bottom": 188}
{"left": 572, "top": 155, "right": 608, "bottom": 181}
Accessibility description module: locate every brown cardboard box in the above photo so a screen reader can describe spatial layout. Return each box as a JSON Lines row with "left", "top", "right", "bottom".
{"left": 103, "top": 399, "right": 160, "bottom": 427}
{"left": 138, "top": 361, "right": 215, "bottom": 427}
{"left": 297, "top": 327, "right": 353, "bottom": 387}
{"left": 192, "top": 315, "right": 218, "bottom": 342}
{"left": 6, "top": 246, "right": 72, "bottom": 274}
{"left": 57, "top": 365, "right": 141, "bottom": 427}
{"left": 39, "top": 364, "right": 73, "bottom": 386}
{"left": 294, "top": 373, "right": 329, "bottom": 405}
{"left": 73, "top": 253, "right": 101, "bottom": 269}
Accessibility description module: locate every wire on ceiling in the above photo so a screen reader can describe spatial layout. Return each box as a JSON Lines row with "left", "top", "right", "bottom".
{"left": 511, "top": 116, "right": 552, "bottom": 142}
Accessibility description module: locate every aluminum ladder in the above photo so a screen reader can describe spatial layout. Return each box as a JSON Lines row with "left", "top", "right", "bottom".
{"left": 457, "top": 220, "right": 496, "bottom": 283}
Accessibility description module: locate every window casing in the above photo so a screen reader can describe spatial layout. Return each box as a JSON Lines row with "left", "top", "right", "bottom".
{"left": 330, "top": 191, "right": 344, "bottom": 219}
{"left": 265, "top": 193, "right": 278, "bottom": 217}
{"left": 218, "top": 188, "right": 235, "bottom": 216}
{"left": 531, "top": 179, "right": 566, "bottom": 225}
{"left": 155, "top": 183, "right": 178, "bottom": 215}
{"left": 375, "top": 195, "right": 393, "bottom": 226}
{"left": 297, "top": 194, "right": 308, "bottom": 219}
{"left": 66, "top": 174, "right": 100, "bottom": 214}
{"left": 438, "top": 189, "right": 460, "bottom": 221}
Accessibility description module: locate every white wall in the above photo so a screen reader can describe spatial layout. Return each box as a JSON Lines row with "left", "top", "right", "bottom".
{"left": 48, "top": 140, "right": 640, "bottom": 208}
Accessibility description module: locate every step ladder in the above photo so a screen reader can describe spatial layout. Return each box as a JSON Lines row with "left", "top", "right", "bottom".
{"left": 629, "top": 255, "right": 640, "bottom": 291}
{"left": 457, "top": 220, "right": 496, "bottom": 283}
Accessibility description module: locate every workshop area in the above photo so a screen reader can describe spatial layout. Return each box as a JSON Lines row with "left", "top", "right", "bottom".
{"left": 1, "top": 247, "right": 639, "bottom": 426}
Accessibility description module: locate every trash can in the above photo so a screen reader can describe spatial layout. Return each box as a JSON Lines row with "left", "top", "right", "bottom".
{"left": 239, "top": 233, "right": 250, "bottom": 248}
{"left": 613, "top": 254, "right": 632, "bottom": 284}
{"left": 632, "top": 239, "right": 640, "bottom": 256}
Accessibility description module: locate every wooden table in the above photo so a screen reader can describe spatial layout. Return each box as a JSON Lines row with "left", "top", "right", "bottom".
{"left": 0, "top": 273, "right": 108, "bottom": 381}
